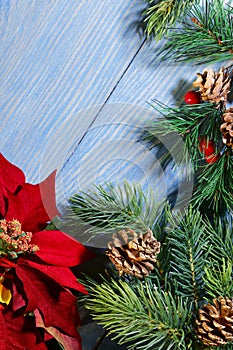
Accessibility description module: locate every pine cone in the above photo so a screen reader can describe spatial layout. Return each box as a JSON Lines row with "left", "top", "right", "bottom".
{"left": 220, "top": 107, "right": 233, "bottom": 148}
{"left": 196, "top": 296, "right": 233, "bottom": 346}
{"left": 193, "top": 67, "right": 231, "bottom": 103}
{"left": 106, "top": 228, "right": 160, "bottom": 278}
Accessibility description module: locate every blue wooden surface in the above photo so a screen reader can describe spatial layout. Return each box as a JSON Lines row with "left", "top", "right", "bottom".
{"left": 0, "top": 1, "right": 224, "bottom": 349}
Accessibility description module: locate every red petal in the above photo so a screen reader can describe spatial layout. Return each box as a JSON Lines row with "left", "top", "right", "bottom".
{"left": 16, "top": 264, "right": 80, "bottom": 338}
{"left": 5, "top": 171, "right": 60, "bottom": 232}
{"left": 12, "top": 281, "right": 27, "bottom": 311}
{"left": 0, "top": 308, "right": 47, "bottom": 350}
{"left": 0, "top": 154, "right": 25, "bottom": 194}
{"left": 0, "top": 183, "right": 8, "bottom": 218}
{"left": 34, "top": 309, "right": 82, "bottom": 350}
{"left": 19, "top": 258, "right": 87, "bottom": 294}
{"left": 32, "top": 230, "right": 95, "bottom": 267}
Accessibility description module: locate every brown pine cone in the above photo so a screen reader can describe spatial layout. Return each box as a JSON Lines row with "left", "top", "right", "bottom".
{"left": 193, "top": 67, "right": 231, "bottom": 103}
{"left": 106, "top": 228, "right": 160, "bottom": 278}
{"left": 220, "top": 107, "right": 233, "bottom": 148}
{"left": 196, "top": 296, "right": 233, "bottom": 346}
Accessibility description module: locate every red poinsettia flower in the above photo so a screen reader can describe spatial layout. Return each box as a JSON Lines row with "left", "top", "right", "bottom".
{"left": 0, "top": 153, "right": 59, "bottom": 232}
{"left": 0, "top": 154, "right": 94, "bottom": 350}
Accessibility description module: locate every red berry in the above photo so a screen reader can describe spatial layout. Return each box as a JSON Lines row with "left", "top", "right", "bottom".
{"left": 205, "top": 154, "right": 220, "bottom": 164}
{"left": 199, "top": 137, "right": 216, "bottom": 156}
{"left": 198, "top": 137, "right": 220, "bottom": 163}
{"left": 184, "top": 91, "right": 201, "bottom": 104}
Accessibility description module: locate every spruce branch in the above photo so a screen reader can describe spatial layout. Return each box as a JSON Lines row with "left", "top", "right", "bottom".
{"left": 193, "top": 151, "right": 233, "bottom": 214}
{"left": 143, "top": 0, "right": 196, "bottom": 40}
{"left": 203, "top": 216, "right": 233, "bottom": 300}
{"left": 203, "top": 258, "right": 233, "bottom": 300}
{"left": 161, "top": 206, "right": 212, "bottom": 309}
{"left": 141, "top": 97, "right": 232, "bottom": 215}
{"left": 142, "top": 99, "right": 223, "bottom": 167}
{"left": 160, "top": 0, "right": 233, "bottom": 64}
{"left": 85, "top": 277, "right": 193, "bottom": 350}
{"left": 62, "top": 181, "right": 166, "bottom": 242}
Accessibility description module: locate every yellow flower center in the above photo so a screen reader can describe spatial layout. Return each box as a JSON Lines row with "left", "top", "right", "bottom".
{"left": 0, "top": 277, "right": 11, "bottom": 306}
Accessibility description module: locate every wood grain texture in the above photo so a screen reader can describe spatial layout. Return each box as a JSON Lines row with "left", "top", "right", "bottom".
{"left": 1, "top": 0, "right": 145, "bottom": 180}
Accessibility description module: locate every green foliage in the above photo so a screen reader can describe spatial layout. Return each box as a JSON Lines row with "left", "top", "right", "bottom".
{"left": 141, "top": 98, "right": 232, "bottom": 216}
{"left": 203, "top": 216, "right": 233, "bottom": 301}
{"left": 143, "top": 0, "right": 196, "bottom": 40}
{"left": 63, "top": 181, "right": 166, "bottom": 242}
{"left": 160, "top": 207, "right": 212, "bottom": 308}
{"left": 204, "top": 258, "right": 233, "bottom": 300}
{"left": 142, "top": 100, "right": 222, "bottom": 167}
{"left": 193, "top": 152, "right": 233, "bottom": 214}
{"left": 85, "top": 277, "right": 193, "bottom": 350}
{"left": 75, "top": 179, "right": 232, "bottom": 349}
{"left": 160, "top": 0, "right": 233, "bottom": 64}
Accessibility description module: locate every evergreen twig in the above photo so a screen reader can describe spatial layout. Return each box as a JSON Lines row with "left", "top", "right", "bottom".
{"left": 142, "top": 99, "right": 222, "bottom": 168}
{"left": 85, "top": 277, "right": 193, "bottom": 350}
{"left": 143, "top": 0, "right": 196, "bottom": 40}
{"left": 160, "top": 206, "right": 212, "bottom": 309}
{"left": 193, "top": 151, "right": 233, "bottom": 214}
{"left": 141, "top": 98, "right": 232, "bottom": 216}
{"left": 160, "top": 0, "right": 233, "bottom": 64}
{"left": 203, "top": 216, "right": 233, "bottom": 300}
{"left": 62, "top": 181, "right": 166, "bottom": 241}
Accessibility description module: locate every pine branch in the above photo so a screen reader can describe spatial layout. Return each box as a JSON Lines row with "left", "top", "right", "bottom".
{"left": 203, "top": 216, "right": 233, "bottom": 300}
{"left": 143, "top": 0, "right": 196, "bottom": 40}
{"left": 62, "top": 181, "right": 166, "bottom": 242}
{"left": 203, "top": 258, "right": 233, "bottom": 300}
{"left": 141, "top": 98, "right": 232, "bottom": 215}
{"left": 193, "top": 151, "right": 233, "bottom": 214}
{"left": 160, "top": 0, "right": 233, "bottom": 64}
{"left": 161, "top": 206, "right": 212, "bottom": 309}
{"left": 142, "top": 99, "right": 223, "bottom": 167}
{"left": 85, "top": 277, "right": 193, "bottom": 350}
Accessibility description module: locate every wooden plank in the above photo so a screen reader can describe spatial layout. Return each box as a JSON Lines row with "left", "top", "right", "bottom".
{"left": 1, "top": 0, "right": 146, "bottom": 182}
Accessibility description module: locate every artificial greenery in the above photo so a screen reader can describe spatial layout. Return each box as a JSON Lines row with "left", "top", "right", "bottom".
{"left": 202, "top": 215, "right": 233, "bottom": 300}
{"left": 142, "top": 99, "right": 222, "bottom": 167}
{"left": 141, "top": 97, "right": 233, "bottom": 216}
{"left": 77, "top": 187, "right": 233, "bottom": 349}
{"left": 62, "top": 181, "right": 166, "bottom": 243}
{"left": 143, "top": 0, "right": 233, "bottom": 64}
{"left": 143, "top": 0, "right": 196, "bottom": 41}
{"left": 85, "top": 277, "right": 194, "bottom": 350}
{"left": 193, "top": 152, "right": 233, "bottom": 214}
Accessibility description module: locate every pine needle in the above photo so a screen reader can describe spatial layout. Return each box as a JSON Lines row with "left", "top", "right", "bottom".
{"left": 161, "top": 206, "right": 213, "bottom": 308}
{"left": 62, "top": 181, "right": 166, "bottom": 243}
{"left": 143, "top": 0, "right": 197, "bottom": 40}
{"left": 142, "top": 99, "right": 222, "bottom": 167}
{"left": 160, "top": 0, "right": 233, "bottom": 64}
{"left": 85, "top": 277, "right": 193, "bottom": 350}
{"left": 193, "top": 152, "right": 233, "bottom": 214}
{"left": 203, "top": 216, "right": 233, "bottom": 300}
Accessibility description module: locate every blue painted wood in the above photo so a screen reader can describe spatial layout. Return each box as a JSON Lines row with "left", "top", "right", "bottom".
{"left": 1, "top": 0, "right": 146, "bottom": 181}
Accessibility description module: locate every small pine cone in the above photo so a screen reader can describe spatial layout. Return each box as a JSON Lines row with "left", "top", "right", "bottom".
{"left": 196, "top": 296, "right": 233, "bottom": 346}
{"left": 193, "top": 67, "right": 231, "bottom": 103}
{"left": 106, "top": 228, "right": 160, "bottom": 278}
{"left": 220, "top": 107, "right": 233, "bottom": 148}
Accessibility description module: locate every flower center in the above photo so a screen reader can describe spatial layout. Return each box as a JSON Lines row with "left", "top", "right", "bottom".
{"left": 0, "top": 219, "right": 39, "bottom": 259}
